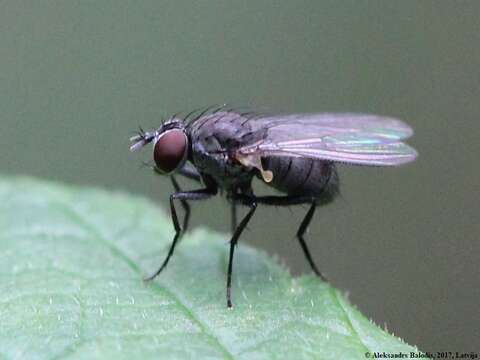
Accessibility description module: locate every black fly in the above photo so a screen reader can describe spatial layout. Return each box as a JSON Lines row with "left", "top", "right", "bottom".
{"left": 130, "top": 105, "right": 417, "bottom": 307}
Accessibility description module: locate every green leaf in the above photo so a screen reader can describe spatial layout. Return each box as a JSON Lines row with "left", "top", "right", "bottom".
{"left": 0, "top": 176, "right": 419, "bottom": 359}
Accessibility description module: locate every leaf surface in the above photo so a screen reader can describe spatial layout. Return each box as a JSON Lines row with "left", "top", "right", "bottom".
{"left": 0, "top": 177, "right": 418, "bottom": 359}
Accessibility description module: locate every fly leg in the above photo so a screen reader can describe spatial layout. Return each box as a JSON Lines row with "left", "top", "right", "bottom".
{"left": 226, "top": 195, "right": 257, "bottom": 308}
{"left": 152, "top": 163, "right": 202, "bottom": 182}
{"left": 170, "top": 176, "right": 190, "bottom": 232}
{"left": 245, "top": 195, "right": 327, "bottom": 281}
{"left": 144, "top": 185, "right": 217, "bottom": 281}
{"left": 153, "top": 164, "right": 202, "bottom": 231}
{"left": 177, "top": 163, "right": 202, "bottom": 182}
{"left": 296, "top": 202, "right": 327, "bottom": 281}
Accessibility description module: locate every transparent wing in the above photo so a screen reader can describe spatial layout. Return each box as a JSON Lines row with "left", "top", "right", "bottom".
{"left": 237, "top": 113, "right": 418, "bottom": 166}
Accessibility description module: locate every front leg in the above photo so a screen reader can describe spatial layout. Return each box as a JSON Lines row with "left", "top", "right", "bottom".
{"left": 152, "top": 164, "right": 202, "bottom": 232}
{"left": 170, "top": 176, "right": 190, "bottom": 232}
{"left": 177, "top": 163, "right": 202, "bottom": 183}
{"left": 145, "top": 185, "right": 217, "bottom": 281}
{"left": 152, "top": 163, "right": 202, "bottom": 183}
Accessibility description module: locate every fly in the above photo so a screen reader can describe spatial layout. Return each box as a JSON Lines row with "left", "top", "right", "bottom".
{"left": 129, "top": 105, "right": 418, "bottom": 308}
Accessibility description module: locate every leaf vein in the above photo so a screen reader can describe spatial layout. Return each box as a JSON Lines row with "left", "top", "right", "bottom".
{"left": 332, "top": 289, "right": 370, "bottom": 353}
{"left": 59, "top": 203, "right": 235, "bottom": 360}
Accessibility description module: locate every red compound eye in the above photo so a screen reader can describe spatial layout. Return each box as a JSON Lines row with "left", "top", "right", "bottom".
{"left": 153, "top": 129, "right": 187, "bottom": 173}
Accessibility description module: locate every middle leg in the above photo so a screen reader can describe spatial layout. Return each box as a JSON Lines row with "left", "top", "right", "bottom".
{"left": 226, "top": 196, "right": 257, "bottom": 308}
{"left": 235, "top": 194, "right": 327, "bottom": 281}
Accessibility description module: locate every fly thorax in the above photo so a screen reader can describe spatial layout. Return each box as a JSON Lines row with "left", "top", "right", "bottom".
{"left": 190, "top": 121, "right": 256, "bottom": 189}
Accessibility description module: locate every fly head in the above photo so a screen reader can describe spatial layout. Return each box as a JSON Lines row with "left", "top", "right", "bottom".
{"left": 130, "top": 119, "right": 189, "bottom": 174}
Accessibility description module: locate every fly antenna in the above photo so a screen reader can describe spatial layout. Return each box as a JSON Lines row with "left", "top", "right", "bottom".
{"left": 129, "top": 127, "right": 157, "bottom": 152}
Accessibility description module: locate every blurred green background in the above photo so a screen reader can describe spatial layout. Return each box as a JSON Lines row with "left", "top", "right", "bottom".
{"left": 1, "top": 0, "right": 478, "bottom": 352}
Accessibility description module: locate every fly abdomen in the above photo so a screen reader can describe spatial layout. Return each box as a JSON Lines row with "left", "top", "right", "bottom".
{"left": 260, "top": 157, "right": 339, "bottom": 203}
